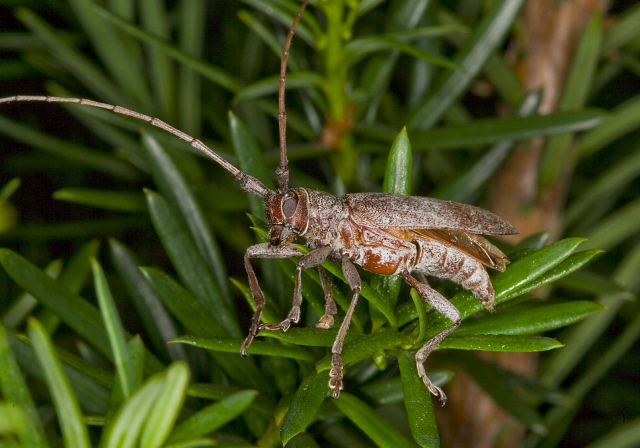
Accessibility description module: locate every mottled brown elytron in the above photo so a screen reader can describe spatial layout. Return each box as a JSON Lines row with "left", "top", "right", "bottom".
{"left": 0, "top": 0, "right": 517, "bottom": 404}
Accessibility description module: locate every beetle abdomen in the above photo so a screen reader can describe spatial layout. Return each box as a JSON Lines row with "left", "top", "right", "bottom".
{"left": 414, "top": 237, "right": 495, "bottom": 309}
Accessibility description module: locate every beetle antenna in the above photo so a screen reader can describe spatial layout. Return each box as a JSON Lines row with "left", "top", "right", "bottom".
{"left": 276, "top": 0, "right": 309, "bottom": 194}
{"left": 0, "top": 95, "right": 270, "bottom": 197}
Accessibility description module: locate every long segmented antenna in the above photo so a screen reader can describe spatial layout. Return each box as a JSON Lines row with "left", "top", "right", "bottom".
{"left": 0, "top": 95, "right": 269, "bottom": 197}
{"left": 277, "top": 0, "right": 309, "bottom": 194}
{"left": 0, "top": 2, "right": 311, "bottom": 198}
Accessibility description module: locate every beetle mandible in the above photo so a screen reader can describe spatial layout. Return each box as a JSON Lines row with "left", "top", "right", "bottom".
{"left": 0, "top": 0, "right": 518, "bottom": 404}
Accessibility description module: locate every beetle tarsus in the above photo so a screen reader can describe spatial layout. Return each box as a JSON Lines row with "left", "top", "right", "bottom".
{"left": 315, "top": 265, "right": 337, "bottom": 329}
{"left": 240, "top": 336, "right": 252, "bottom": 357}
{"left": 260, "top": 317, "right": 293, "bottom": 331}
{"left": 431, "top": 385, "right": 447, "bottom": 407}
{"left": 329, "top": 353, "right": 344, "bottom": 399}
{"left": 314, "top": 312, "right": 335, "bottom": 329}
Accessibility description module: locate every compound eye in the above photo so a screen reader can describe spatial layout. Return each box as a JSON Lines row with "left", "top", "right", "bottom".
{"left": 282, "top": 193, "right": 298, "bottom": 217}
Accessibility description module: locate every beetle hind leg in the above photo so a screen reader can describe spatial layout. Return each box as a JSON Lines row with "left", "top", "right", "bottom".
{"left": 414, "top": 323, "right": 460, "bottom": 405}
{"left": 401, "top": 271, "right": 462, "bottom": 405}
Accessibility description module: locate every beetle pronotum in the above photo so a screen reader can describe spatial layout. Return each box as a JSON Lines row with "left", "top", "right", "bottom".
{"left": 0, "top": 0, "right": 517, "bottom": 404}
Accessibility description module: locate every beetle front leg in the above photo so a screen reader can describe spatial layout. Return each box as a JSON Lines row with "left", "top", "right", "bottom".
{"left": 401, "top": 271, "right": 462, "bottom": 406}
{"left": 329, "top": 255, "right": 361, "bottom": 399}
{"left": 241, "top": 243, "right": 304, "bottom": 356}
{"left": 260, "top": 246, "right": 332, "bottom": 331}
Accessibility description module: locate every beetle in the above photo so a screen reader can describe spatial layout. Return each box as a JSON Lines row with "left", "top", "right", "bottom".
{"left": 0, "top": 0, "right": 517, "bottom": 404}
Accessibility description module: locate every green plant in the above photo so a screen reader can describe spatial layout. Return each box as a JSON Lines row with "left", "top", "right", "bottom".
{"left": 0, "top": 1, "right": 638, "bottom": 447}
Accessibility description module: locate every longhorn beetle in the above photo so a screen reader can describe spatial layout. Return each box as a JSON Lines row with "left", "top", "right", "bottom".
{"left": 0, "top": 0, "right": 518, "bottom": 404}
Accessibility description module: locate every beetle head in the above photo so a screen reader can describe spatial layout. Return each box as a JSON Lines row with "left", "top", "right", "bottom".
{"left": 264, "top": 188, "right": 310, "bottom": 246}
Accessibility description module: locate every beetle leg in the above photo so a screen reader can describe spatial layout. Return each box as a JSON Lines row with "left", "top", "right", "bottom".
{"left": 241, "top": 243, "right": 304, "bottom": 356}
{"left": 261, "top": 246, "right": 332, "bottom": 331}
{"left": 401, "top": 271, "right": 462, "bottom": 406}
{"left": 314, "top": 264, "right": 337, "bottom": 329}
{"left": 329, "top": 255, "right": 361, "bottom": 399}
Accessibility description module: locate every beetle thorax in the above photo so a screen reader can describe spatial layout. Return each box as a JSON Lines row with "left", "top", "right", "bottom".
{"left": 302, "top": 189, "right": 348, "bottom": 248}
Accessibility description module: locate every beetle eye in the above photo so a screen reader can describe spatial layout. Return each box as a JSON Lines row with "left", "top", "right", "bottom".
{"left": 282, "top": 194, "right": 298, "bottom": 217}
